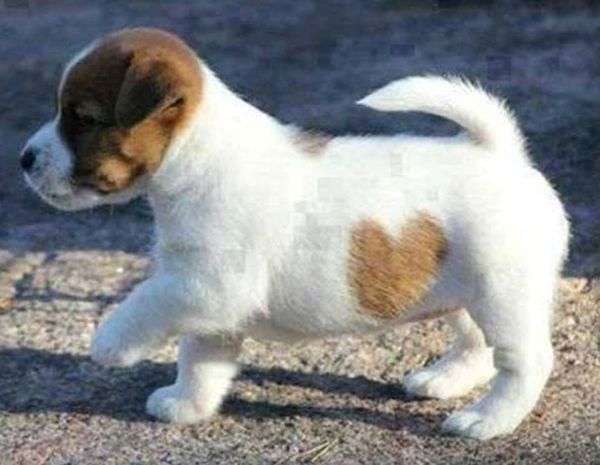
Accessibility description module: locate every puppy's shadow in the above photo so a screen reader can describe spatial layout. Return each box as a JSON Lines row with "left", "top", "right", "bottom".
{"left": 0, "top": 348, "right": 442, "bottom": 435}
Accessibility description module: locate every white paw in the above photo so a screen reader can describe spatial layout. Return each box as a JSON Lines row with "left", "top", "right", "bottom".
{"left": 146, "top": 385, "right": 214, "bottom": 424}
{"left": 403, "top": 368, "right": 464, "bottom": 399}
{"left": 402, "top": 349, "right": 496, "bottom": 400}
{"left": 442, "top": 408, "right": 519, "bottom": 440}
{"left": 90, "top": 318, "right": 150, "bottom": 367}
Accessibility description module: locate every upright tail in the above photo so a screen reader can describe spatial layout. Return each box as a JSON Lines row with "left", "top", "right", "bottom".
{"left": 357, "top": 75, "right": 528, "bottom": 161}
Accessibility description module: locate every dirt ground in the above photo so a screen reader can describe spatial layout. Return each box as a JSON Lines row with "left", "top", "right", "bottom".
{"left": 1, "top": 1, "right": 599, "bottom": 464}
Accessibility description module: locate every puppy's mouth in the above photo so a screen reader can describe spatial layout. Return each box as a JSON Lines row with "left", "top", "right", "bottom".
{"left": 25, "top": 166, "right": 148, "bottom": 212}
{"left": 24, "top": 171, "right": 98, "bottom": 211}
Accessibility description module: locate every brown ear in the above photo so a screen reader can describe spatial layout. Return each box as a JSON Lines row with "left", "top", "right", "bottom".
{"left": 115, "top": 55, "right": 182, "bottom": 128}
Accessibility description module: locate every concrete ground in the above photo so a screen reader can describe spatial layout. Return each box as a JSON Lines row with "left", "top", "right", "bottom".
{"left": 0, "top": 1, "right": 599, "bottom": 464}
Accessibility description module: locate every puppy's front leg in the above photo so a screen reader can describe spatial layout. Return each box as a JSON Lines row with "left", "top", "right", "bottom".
{"left": 146, "top": 334, "right": 242, "bottom": 423}
{"left": 90, "top": 278, "right": 182, "bottom": 367}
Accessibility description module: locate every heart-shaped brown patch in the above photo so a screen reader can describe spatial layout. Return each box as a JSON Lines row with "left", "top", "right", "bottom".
{"left": 348, "top": 213, "right": 447, "bottom": 319}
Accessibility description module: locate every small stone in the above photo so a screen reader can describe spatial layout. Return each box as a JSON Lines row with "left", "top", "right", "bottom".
{"left": 0, "top": 296, "right": 13, "bottom": 312}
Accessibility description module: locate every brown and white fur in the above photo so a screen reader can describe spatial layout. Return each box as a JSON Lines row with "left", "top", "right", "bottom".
{"left": 21, "top": 28, "right": 569, "bottom": 440}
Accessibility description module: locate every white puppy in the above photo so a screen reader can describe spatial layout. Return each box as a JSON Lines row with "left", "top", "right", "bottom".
{"left": 21, "top": 28, "right": 569, "bottom": 439}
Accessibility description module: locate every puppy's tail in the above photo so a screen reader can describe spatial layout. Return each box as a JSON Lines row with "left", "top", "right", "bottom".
{"left": 357, "top": 75, "right": 528, "bottom": 161}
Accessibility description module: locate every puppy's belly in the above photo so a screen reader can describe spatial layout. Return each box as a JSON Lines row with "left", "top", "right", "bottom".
{"left": 244, "top": 281, "right": 454, "bottom": 344}
{"left": 245, "top": 302, "right": 378, "bottom": 343}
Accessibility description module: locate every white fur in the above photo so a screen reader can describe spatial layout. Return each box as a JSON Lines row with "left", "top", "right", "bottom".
{"left": 357, "top": 75, "right": 527, "bottom": 158}
{"left": 23, "top": 51, "right": 569, "bottom": 440}
{"left": 146, "top": 335, "right": 241, "bottom": 423}
{"left": 402, "top": 310, "right": 497, "bottom": 400}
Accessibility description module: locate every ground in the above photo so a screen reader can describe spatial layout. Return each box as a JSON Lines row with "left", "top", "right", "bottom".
{"left": 0, "top": 1, "right": 599, "bottom": 464}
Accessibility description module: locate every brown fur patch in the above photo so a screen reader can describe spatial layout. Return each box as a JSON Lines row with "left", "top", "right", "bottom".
{"left": 348, "top": 213, "right": 447, "bottom": 319}
{"left": 58, "top": 28, "right": 203, "bottom": 193}
{"left": 291, "top": 130, "right": 332, "bottom": 156}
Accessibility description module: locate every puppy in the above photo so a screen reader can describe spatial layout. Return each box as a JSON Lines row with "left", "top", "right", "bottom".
{"left": 21, "top": 28, "right": 569, "bottom": 440}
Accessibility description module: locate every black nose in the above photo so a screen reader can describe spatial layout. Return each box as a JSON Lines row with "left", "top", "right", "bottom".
{"left": 20, "top": 147, "right": 38, "bottom": 172}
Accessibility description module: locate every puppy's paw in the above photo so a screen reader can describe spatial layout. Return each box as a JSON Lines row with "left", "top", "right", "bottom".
{"left": 403, "top": 368, "right": 462, "bottom": 400}
{"left": 442, "top": 408, "right": 518, "bottom": 440}
{"left": 90, "top": 318, "right": 149, "bottom": 367}
{"left": 403, "top": 349, "right": 495, "bottom": 400}
{"left": 146, "top": 385, "right": 214, "bottom": 424}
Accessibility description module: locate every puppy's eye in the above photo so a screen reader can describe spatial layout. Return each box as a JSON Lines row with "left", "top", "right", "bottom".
{"left": 71, "top": 105, "right": 107, "bottom": 128}
{"left": 76, "top": 113, "right": 98, "bottom": 127}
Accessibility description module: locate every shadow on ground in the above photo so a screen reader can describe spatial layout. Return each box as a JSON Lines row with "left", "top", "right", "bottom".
{"left": 0, "top": 348, "right": 442, "bottom": 436}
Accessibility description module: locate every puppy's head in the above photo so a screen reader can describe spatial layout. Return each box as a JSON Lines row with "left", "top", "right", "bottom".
{"left": 21, "top": 28, "right": 202, "bottom": 210}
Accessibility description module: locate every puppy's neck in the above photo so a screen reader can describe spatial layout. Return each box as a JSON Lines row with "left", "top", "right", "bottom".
{"left": 150, "top": 63, "right": 282, "bottom": 196}
{"left": 146, "top": 62, "right": 289, "bottom": 252}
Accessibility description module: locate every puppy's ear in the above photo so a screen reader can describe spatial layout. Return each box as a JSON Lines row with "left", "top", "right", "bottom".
{"left": 115, "top": 55, "right": 183, "bottom": 128}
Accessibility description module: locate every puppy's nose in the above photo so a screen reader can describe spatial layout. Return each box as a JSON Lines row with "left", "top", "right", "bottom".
{"left": 20, "top": 147, "right": 38, "bottom": 172}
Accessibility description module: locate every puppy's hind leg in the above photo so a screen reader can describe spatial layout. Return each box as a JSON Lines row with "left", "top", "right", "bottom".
{"left": 402, "top": 309, "right": 496, "bottom": 400}
{"left": 147, "top": 335, "right": 242, "bottom": 424}
{"left": 442, "top": 275, "right": 556, "bottom": 440}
